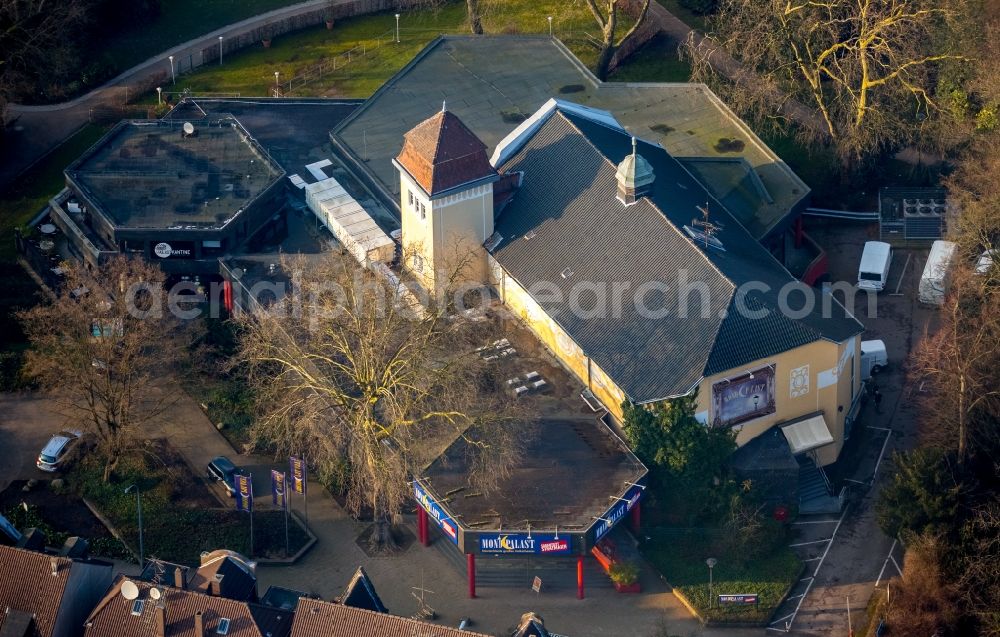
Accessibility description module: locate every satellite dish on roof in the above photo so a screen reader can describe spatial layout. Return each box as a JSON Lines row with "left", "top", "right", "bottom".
{"left": 149, "top": 587, "right": 162, "bottom": 600}
{"left": 182, "top": 122, "right": 195, "bottom": 136}
{"left": 121, "top": 580, "right": 139, "bottom": 600}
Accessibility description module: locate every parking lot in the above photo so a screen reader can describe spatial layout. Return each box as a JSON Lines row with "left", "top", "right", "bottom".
{"left": 0, "top": 395, "right": 72, "bottom": 490}
{"left": 762, "top": 219, "right": 935, "bottom": 635}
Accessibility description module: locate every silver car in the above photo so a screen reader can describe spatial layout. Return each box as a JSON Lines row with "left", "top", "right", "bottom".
{"left": 36, "top": 430, "right": 83, "bottom": 472}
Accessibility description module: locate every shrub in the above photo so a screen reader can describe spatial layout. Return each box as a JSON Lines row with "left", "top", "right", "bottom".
{"left": 609, "top": 561, "right": 640, "bottom": 585}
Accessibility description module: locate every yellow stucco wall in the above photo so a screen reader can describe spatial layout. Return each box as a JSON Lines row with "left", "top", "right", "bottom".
{"left": 695, "top": 335, "right": 861, "bottom": 466}
{"left": 399, "top": 170, "right": 494, "bottom": 295}
{"left": 491, "top": 255, "right": 861, "bottom": 466}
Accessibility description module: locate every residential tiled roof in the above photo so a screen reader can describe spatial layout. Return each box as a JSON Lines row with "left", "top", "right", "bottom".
{"left": 190, "top": 550, "right": 257, "bottom": 602}
{"left": 491, "top": 107, "right": 863, "bottom": 402}
{"left": 84, "top": 577, "right": 288, "bottom": 637}
{"left": 290, "top": 599, "right": 489, "bottom": 637}
{"left": 335, "top": 568, "right": 386, "bottom": 614}
{"left": 395, "top": 109, "right": 497, "bottom": 197}
{"left": 0, "top": 546, "right": 73, "bottom": 637}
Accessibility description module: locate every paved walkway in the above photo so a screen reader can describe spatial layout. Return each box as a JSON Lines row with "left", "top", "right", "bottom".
{"left": 0, "top": 0, "right": 330, "bottom": 192}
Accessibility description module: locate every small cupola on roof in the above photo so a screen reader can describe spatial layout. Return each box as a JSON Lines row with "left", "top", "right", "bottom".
{"left": 616, "top": 137, "right": 655, "bottom": 205}
{"left": 394, "top": 102, "right": 497, "bottom": 197}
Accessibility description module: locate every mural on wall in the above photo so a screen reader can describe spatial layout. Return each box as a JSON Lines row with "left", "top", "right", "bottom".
{"left": 790, "top": 364, "right": 810, "bottom": 398}
{"left": 711, "top": 365, "right": 776, "bottom": 428}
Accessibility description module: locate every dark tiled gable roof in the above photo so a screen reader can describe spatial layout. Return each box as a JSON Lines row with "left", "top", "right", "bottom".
{"left": 290, "top": 599, "right": 490, "bottom": 637}
{"left": 492, "top": 110, "right": 862, "bottom": 403}
{"left": 396, "top": 110, "right": 497, "bottom": 196}
{"left": 0, "top": 545, "right": 72, "bottom": 637}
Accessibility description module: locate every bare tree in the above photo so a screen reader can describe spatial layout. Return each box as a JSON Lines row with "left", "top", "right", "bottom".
{"left": 885, "top": 533, "right": 962, "bottom": 636}
{"left": 909, "top": 266, "right": 1000, "bottom": 464}
{"left": 956, "top": 503, "right": 1000, "bottom": 637}
{"left": 18, "top": 256, "right": 182, "bottom": 481}
{"left": 234, "top": 250, "right": 528, "bottom": 551}
{"left": 0, "top": 0, "right": 89, "bottom": 115}
{"left": 467, "top": 0, "right": 484, "bottom": 34}
{"left": 945, "top": 134, "right": 1000, "bottom": 262}
{"left": 686, "top": 0, "right": 966, "bottom": 164}
{"left": 582, "top": 0, "right": 652, "bottom": 80}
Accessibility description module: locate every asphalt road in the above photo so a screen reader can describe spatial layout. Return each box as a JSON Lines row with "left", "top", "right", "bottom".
{"left": 0, "top": 394, "right": 70, "bottom": 491}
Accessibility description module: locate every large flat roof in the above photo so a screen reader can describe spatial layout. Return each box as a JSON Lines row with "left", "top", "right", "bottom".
{"left": 66, "top": 119, "right": 282, "bottom": 230}
{"left": 332, "top": 36, "right": 809, "bottom": 239}
{"left": 165, "top": 98, "right": 362, "bottom": 181}
{"left": 423, "top": 417, "right": 645, "bottom": 531}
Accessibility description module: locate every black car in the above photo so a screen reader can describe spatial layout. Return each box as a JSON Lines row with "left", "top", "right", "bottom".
{"left": 206, "top": 456, "right": 242, "bottom": 497}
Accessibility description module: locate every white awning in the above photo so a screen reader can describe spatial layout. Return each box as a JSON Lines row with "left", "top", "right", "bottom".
{"left": 781, "top": 414, "right": 834, "bottom": 455}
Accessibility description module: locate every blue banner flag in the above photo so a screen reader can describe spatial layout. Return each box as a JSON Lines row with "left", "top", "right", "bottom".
{"left": 271, "top": 470, "right": 287, "bottom": 509}
{"left": 289, "top": 456, "right": 307, "bottom": 495}
{"left": 235, "top": 473, "right": 253, "bottom": 513}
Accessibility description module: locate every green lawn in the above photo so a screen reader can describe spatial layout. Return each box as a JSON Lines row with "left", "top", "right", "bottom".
{"left": 167, "top": 2, "right": 600, "bottom": 98}
{"left": 101, "top": 0, "right": 305, "bottom": 79}
{"left": 72, "top": 451, "right": 309, "bottom": 564}
{"left": 642, "top": 528, "right": 802, "bottom": 624}
{"left": 0, "top": 124, "right": 110, "bottom": 390}
{"left": 608, "top": 33, "right": 692, "bottom": 83}
{"left": 0, "top": 125, "right": 109, "bottom": 262}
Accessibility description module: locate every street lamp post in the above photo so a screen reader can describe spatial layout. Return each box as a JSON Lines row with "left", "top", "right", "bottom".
{"left": 156, "top": 87, "right": 162, "bottom": 106}
{"left": 274, "top": 71, "right": 280, "bottom": 95}
{"left": 168, "top": 55, "right": 175, "bottom": 84}
{"left": 706, "top": 557, "right": 717, "bottom": 608}
{"left": 125, "top": 484, "right": 144, "bottom": 566}
{"left": 219, "top": 36, "right": 224, "bottom": 65}
{"left": 547, "top": 16, "right": 553, "bottom": 37}
{"left": 395, "top": 14, "right": 400, "bottom": 43}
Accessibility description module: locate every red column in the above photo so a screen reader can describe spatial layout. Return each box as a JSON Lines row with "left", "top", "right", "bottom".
{"left": 794, "top": 216, "right": 804, "bottom": 249}
{"left": 577, "top": 555, "right": 585, "bottom": 600}
{"left": 467, "top": 554, "right": 477, "bottom": 599}
{"left": 630, "top": 503, "right": 641, "bottom": 534}
{"left": 416, "top": 507, "right": 428, "bottom": 546}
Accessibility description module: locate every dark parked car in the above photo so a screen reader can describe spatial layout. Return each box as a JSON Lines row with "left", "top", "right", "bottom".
{"left": 206, "top": 456, "right": 243, "bottom": 497}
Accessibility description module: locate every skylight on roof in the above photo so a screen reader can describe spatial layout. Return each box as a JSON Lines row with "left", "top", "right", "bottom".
{"left": 130, "top": 600, "right": 144, "bottom": 616}
{"left": 216, "top": 618, "right": 231, "bottom": 635}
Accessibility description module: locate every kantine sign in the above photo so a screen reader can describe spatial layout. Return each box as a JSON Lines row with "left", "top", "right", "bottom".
{"left": 711, "top": 365, "right": 776, "bottom": 428}
{"left": 478, "top": 534, "right": 571, "bottom": 555}
{"left": 414, "top": 482, "right": 459, "bottom": 544}
{"left": 593, "top": 484, "right": 643, "bottom": 541}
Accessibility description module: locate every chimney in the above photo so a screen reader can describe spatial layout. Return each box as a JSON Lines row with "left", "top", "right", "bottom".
{"left": 173, "top": 567, "right": 186, "bottom": 590}
{"left": 154, "top": 603, "right": 166, "bottom": 637}
{"left": 49, "top": 557, "right": 59, "bottom": 576}
{"left": 210, "top": 573, "right": 224, "bottom": 597}
{"left": 194, "top": 610, "right": 204, "bottom": 636}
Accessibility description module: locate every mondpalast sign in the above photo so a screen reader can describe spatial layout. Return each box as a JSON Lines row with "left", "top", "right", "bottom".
{"left": 711, "top": 365, "right": 776, "bottom": 428}
{"left": 478, "top": 534, "right": 571, "bottom": 555}
{"left": 414, "top": 482, "right": 459, "bottom": 544}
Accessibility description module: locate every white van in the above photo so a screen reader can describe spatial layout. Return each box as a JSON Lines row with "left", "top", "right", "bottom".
{"left": 860, "top": 339, "right": 888, "bottom": 380}
{"left": 918, "top": 240, "right": 957, "bottom": 305}
{"left": 858, "top": 241, "right": 893, "bottom": 291}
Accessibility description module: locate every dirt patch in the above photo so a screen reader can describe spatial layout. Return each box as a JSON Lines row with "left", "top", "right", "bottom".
{"left": 0, "top": 480, "right": 111, "bottom": 541}
{"left": 355, "top": 523, "right": 414, "bottom": 557}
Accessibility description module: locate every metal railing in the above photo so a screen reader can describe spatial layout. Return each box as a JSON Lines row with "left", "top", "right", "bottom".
{"left": 273, "top": 28, "right": 395, "bottom": 96}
